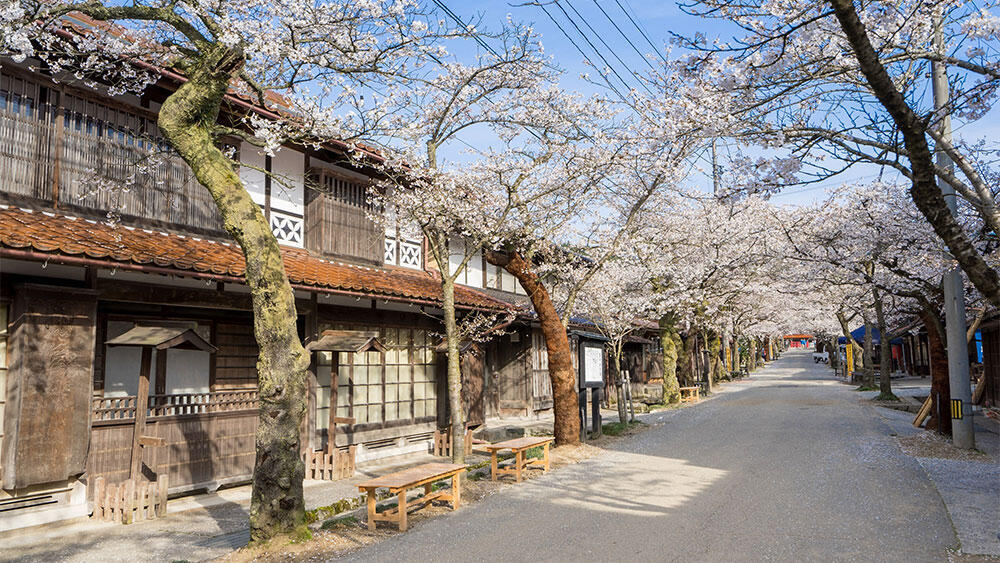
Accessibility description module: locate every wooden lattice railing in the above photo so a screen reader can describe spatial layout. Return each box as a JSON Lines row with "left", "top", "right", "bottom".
{"left": 92, "top": 389, "right": 258, "bottom": 421}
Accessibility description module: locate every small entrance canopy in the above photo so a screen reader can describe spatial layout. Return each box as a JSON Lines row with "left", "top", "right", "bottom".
{"left": 307, "top": 330, "right": 386, "bottom": 353}
{"left": 106, "top": 324, "right": 217, "bottom": 353}
{"left": 104, "top": 322, "right": 216, "bottom": 483}
{"left": 306, "top": 330, "right": 386, "bottom": 452}
{"left": 434, "top": 338, "right": 481, "bottom": 354}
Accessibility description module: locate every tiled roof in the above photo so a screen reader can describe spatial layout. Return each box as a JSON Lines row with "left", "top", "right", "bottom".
{"left": 0, "top": 205, "right": 506, "bottom": 310}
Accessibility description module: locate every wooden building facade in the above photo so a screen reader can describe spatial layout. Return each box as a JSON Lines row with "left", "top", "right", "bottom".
{"left": 0, "top": 59, "right": 536, "bottom": 530}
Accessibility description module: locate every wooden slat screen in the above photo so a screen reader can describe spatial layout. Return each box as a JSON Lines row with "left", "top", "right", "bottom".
{"left": 0, "top": 68, "right": 223, "bottom": 232}
{"left": 305, "top": 169, "right": 383, "bottom": 264}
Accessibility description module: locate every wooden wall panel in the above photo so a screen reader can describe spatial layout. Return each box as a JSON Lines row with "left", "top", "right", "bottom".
{"left": 2, "top": 284, "right": 97, "bottom": 489}
{"left": 213, "top": 322, "right": 258, "bottom": 389}
{"left": 88, "top": 411, "right": 257, "bottom": 493}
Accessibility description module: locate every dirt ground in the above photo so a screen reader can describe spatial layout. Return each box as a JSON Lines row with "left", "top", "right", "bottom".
{"left": 897, "top": 431, "right": 994, "bottom": 462}
{"left": 219, "top": 439, "right": 625, "bottom": 562}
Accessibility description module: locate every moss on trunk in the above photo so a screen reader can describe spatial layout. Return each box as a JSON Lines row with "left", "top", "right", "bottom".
{"left": 156, "top": 46, "right": 308, "bottom": 542}
{"left": 659, "top": 315, "right": 680, "bottom": 403}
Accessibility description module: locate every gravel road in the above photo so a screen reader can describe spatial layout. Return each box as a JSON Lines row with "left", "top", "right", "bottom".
{"left": 342, "top": 349, "right": 956, "bottom": 563}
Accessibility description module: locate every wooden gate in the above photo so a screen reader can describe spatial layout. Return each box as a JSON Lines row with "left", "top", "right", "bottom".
{"left": 461, "top": 347, "right": 486, "bottom": 425}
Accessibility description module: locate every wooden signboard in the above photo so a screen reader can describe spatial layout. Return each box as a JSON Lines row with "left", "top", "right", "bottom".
{"left": 2, "top": 285, "right": 97, "bottom": 489}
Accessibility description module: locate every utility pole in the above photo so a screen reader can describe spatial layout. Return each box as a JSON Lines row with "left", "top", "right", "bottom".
{"left": 932, "top": 7, "right": 975, "bottom": 449}
{"left": 711, "top": 138, "right": 720, "bottom": 198}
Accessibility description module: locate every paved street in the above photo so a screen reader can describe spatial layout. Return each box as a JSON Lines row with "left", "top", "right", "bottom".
{"left": 344, "top": 350, "right": 956, "bottom": 562}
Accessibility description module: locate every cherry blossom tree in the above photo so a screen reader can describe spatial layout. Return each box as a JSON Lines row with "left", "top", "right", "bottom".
{"left": 362, "top": 21, "right": 622, "bottom": 449}
{"left": 2, "top": 0, "right": 466, "bottom": 540}
{"left": 575, "top": 251, "right": 658, "bottom": 424}
{"left": 668, "top": 0, "right": 1000, "bottom": 307}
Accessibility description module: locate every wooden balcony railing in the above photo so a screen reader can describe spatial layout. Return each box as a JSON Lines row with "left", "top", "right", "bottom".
{"left": 0, "top": 107, "right": 224, "bottom": 233}
{"left": 91, "top": 389, "right": 259, "bottom": 422}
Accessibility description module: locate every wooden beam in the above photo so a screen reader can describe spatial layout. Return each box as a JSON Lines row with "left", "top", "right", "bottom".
{"left": 129, "top": 346, "right": 152, "bottom": 481}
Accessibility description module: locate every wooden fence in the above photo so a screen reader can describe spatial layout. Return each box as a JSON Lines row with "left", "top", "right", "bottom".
{"left": 89, "top": 389, "right": 258, "bottom": 494}
{"left": 433, "top": 427, "right": 474, "bottom": 458}
{"left": 91, "top": 475, "right": 168, "bottom": 524}
{"left": 302, "top": 446, "right": 356, "bottom": 481}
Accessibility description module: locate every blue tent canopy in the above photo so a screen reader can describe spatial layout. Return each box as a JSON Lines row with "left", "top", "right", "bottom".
{"left": 838, "top": 325, "right": 902, "bottom": 345}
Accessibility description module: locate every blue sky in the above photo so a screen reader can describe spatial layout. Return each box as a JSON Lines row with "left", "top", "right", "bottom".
{"left": 433, "top": 0, "right": 996, "bottom": 207}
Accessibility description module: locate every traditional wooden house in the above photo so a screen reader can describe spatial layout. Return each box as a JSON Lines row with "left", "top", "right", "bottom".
{"left": 0, "top": 56, "right": 520, "bottom": 529}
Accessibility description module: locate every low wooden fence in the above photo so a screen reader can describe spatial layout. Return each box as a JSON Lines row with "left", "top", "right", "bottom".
{"left": 91, "top": 475, "right": 168, "bottom": 524}
{"left": 89, "top": 389, "right": 258, "bottom": 495}
{"left": 433, "top": 427, "right": 474, "bottom": 457}
{"left": 302, "top": 446, "right": 356, "bottom": 481}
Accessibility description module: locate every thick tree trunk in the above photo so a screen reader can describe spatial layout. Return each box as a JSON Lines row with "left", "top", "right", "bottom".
{"left": 441, "top": 276, "right": 465, "bottom": 464}
{"left": 862, "top": 317, "right": 875, "bottom": 389}
{"left": 829, "top": 0, "right": 1000, "bottom": 308}
{"left": 706, "top": 331, "right": 720, "bottom": 393}
{"left": 922, "top": 309, "right": 952, "bottom": 435}
{"left": 873, "top": 286, "right": 896, "bottom": 400}
{"left": 659, "top": 315, "right": 680, "bottom": 403}
{"left": 485, "top": 251, "right": 579, "bottom": 445}
{"left": 157, "top": 47, "right": 308, "bottom": 541}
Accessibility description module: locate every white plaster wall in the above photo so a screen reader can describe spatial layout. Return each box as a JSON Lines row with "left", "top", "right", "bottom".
{"left": 271, "top": 148, "right": 304, "bottom": 216}
{"left": 239, "top": 142, "right": 267, "bottom": 208}
{"left": 466, "top": 249, "right": 484, "bottom": 288}
{"left": 103, "top": 321, "right": 210, "bottom": 397}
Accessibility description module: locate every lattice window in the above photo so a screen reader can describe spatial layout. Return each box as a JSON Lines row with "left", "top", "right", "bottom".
{"left": 383, "top": 232, "right": 422, "bottom": 269}
{"left": 399, "top": 239, "right": 422, "bottom": 269}
{"left": 325, "top": 324, "right": 437, "bottom": 425}
{"left": 269, "top": 209, "right": 303, "bottom": 247}
{"left": 383, "top": 237, "right": 397, "bottom": 264}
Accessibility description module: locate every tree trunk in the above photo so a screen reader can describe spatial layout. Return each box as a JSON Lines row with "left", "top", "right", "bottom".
{"left": 659, "top": 315, "right": 680, "bottom": 403}
{"left": 829, "top": 0, "right": 1000, "bottom": 308}
{"left": 441, "top": 276, "right": 465, "bottom": 464}
{"left": 862, "top": 318, "right": 875, "bottom": 389}
{"left": 706, "top": 331, "right": 720, "bottom": 393}
{"left": 922, "top": 308, "right": 952, "bottom": 435}
{"left": 873, "top": 286, "right": 896, "bottom": 400}
{"left": 157, "top": 47, "right": 309, "bottom": 541}
{"left": 484, "top": 251, "right": 579, "bottom": 445}
{"left": 613, "top": 347, "right": 628, "bottom": 423}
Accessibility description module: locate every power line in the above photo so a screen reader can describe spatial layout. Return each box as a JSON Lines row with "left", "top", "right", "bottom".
{"left": 589, "top": 0, "right": 656, "bottom": 71}
{"left": 429, "top": 0, "right": 544, "bottom": 141}
{"left": 563, "top": 0, "right": 654, "bottom": 94}
{"left": 550, "top": 1, "right": 640, "bottom": 98}
{"left": 614, "top": 0, "right": 668, "bottom": 64}
{"left": 536, "top": 1, "right": 637, "bottom": 108}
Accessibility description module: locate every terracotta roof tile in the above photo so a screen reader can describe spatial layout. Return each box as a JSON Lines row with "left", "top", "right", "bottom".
{"left": 0, "top": 206, "right": 506, "bottom": 310}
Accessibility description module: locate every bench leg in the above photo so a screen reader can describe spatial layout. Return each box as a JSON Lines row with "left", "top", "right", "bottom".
{"left": 424, "top": 483, "right": 433, "bottom": 497}
{"left": 452, "top": 473, "right": 461, "bottom": 510}
{"left": 366, "top": 488, "right": 376, "bottom": 531}
{"left": 491, "top": 451, "right": 498, "bottom": 482}
{"left": 515, "top": 450, "right": 523, "bottom": 483}
{"left": 398, "top": 490, "right": 407, "bottom": 532}
{"left": 543, "top": 442, "right": 550, "bottom": 472}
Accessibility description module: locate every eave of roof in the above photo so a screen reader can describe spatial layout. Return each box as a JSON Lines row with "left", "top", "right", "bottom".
{"left": 0, "top": 205, "right": 508, "bottom": 311}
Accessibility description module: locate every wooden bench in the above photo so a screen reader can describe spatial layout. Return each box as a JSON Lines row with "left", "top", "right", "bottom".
{"left": 356, "top": 462, "right": 466, "bottom": 532}
{"left": 485, "top": 436, "right": 554, "bottom": 483}
{"left": 679, "top": 386, "right": 700, "bottom": 403}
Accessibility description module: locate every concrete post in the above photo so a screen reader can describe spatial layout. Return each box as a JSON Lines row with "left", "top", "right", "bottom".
{"left": 932, "top": 8, "right": 975, "bottom": 449}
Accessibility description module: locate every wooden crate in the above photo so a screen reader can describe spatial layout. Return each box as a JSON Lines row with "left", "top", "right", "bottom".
{"left": 91, "top": 475, "right": 168, "bottom": 524}
{"left": 302, "top": 446, "right": 356, "bottom": 481}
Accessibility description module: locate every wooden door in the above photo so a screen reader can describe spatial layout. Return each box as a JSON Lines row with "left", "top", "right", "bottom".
{"left": 461, "top": 349, "right": 485, "bottom": 425}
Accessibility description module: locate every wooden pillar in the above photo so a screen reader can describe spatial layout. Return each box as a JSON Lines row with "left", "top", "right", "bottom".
{"left": 129, "top": 346, "right": 152, "bottom": 481}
